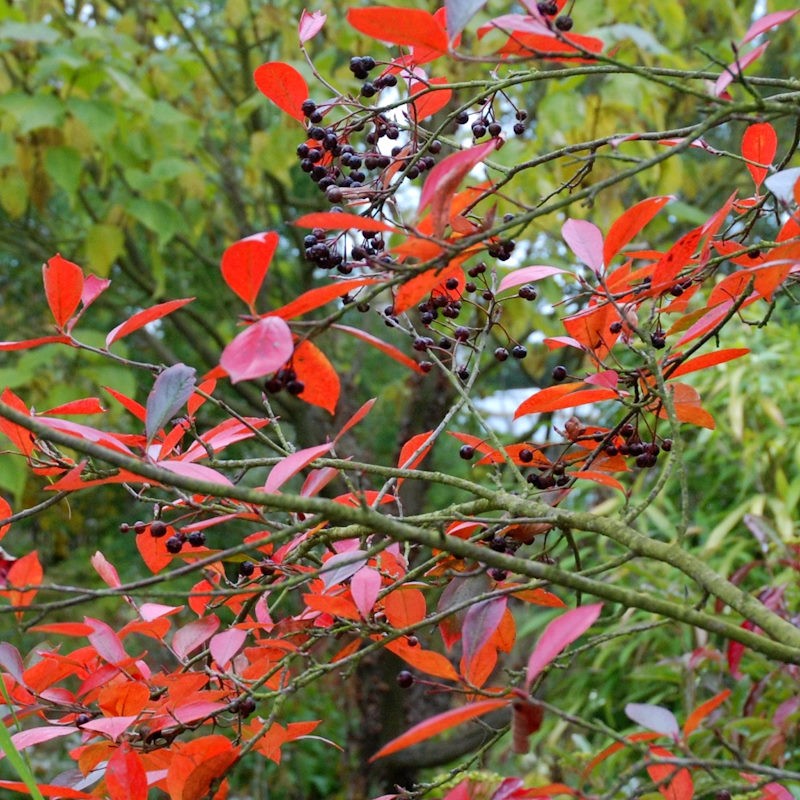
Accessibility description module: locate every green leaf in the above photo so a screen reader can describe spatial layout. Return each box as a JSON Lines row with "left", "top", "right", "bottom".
{"left": 44, "top": 146, "right": 82, "bottom": 195}
{"left": 0, "top": 92, "right": 63, "bottom": 134}
{"left": 0, "top": 132, "right": 15, "bottom": 169}
{"left": 0, "top": 20, "right": 59, "bottom": 44}
{"left": 0, "top": 171, "right": 28, "bottom": 218}
{"left": 85, "top": 224, "right": 125, "bottom": 278}
{"left": 67, "top": 98, "right": 117, "bottom": 143}
{"left": 127, "top": 198, "right": 183, "bottom": 248}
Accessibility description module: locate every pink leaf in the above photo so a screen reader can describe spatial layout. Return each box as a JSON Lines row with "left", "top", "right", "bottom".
{"left": 172, "top": 701, "right": 228, "bottom": 724}
{"left": 0, "top": 643, "right": 25, "bottom": 684}
{"left": 85, "top": 617, "right": 128, "bottom": 664}
{"left": 80, "top": 716, "right": 137, "bottom": 741}
{"left": 210, "top": 628, "right": 247, "bottom": 669}
{"left": 91, "top": 551, "right": 121, "bottom": 589}
{"left": 80, "top": 274, "right": 111, "bottom": 311}
{"left": 299, "top": 9, "right": 327, "bottom": 42}
{"left": 172, "top": 615, "right": 220, "bottom": 660}
{"left": 526, "top": 603, "right": 602, "bottom": 688}
{"left": 714, "top": 42, "right": 769, "bottom": 98}
{"left": 264, "top": 442, "right": 333, "bottom": 493}
{"left": 462, "top": 596, "right": 506, "bottom": 667}
{"left": 220, "top": 316, "right": 294, "bottom": 384}
{"left": 741, "top": 9, "right": 799, "bottom": 45}
{"left": 221, "top": 231, "right": 279, "bottom": 309}
{"left": 497, "top": 265, "right": 567, "bottom": 294}
{"left": 139, "top": 603, "right": 182, "bottom": 621}
{"left": 321, "top": 550, "right": 368, "bottom": 588}
{"left": 155, "top": 459, "right": 234, "bottom": 486}
{"left": 562, "top": 219, "right": 604, "bottom": 272}
{"left": 350, "top": 566, "right": 382, "bottom": 618}
{"left": 625, "top": 703, "right": 681, "bottom": 738}
{"left": 105, "top": 298, "right": 194, "bottom": 348}
{"left": 182, "top": 417, "right": 270, "bottom": 461}
{"left": 419, "top": 139, "right": 499, "bottom": 236}
{"left": 36, "top": 416, "right": 134, "bottom": 455}
{"left": 7, "top": 725, "right": 79, "bottom": 754}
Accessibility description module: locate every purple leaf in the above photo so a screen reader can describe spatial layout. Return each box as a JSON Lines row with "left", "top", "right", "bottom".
{"left": 498, "top": 265, "right": 567, "bottom": 294}
{"left": 741, "top": 9, "right": 799, "bottom": 45}
{"left": 462, "top": 596, "right": 506, "bottom": 666}
{"left": 321, "top": 549, "right": 368, "bottom": 589}
{"left": 526, "top": 603, "right": 602, "bottom": 688}
{"left": 264, "top": 442, "right": 333, "bottom": 493}
{"left": 625, "top": 702, "right": 681, "bottom": 738}
{"left": 562, "top": 219, "right": 604, "bottom": 273}
{"left": 350, "top": 566, "right": 382, "bottom": 618}
{"left": 0, "top": 642, "right": 25, "bottom": 684}
{"left": 172, "top": 614, "right": 220, "bottom": 660}
{"left": 220, "top": 316, "right": 294, "bottom": 384}
{"left": 145, "top": 363, "right": 196, "bottom": 443}
{"left": 210, "top": 628, "right": 247, "bottom": 669}
{"left": 445, "top": 0, "right": 487, "bottom": 41}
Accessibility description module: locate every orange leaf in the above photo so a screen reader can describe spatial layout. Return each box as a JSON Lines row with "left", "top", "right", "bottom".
{"left": 383, "top": 586, "right": 427, "bottom": 627}
{"left": 333, "top": 325, "right": 423, "bottom": 372}
{"left": 98, "top": 682, "right": 150, "bottom": 717}
{"left": 368, "top": 698, "right": 507, "bottom": 761}
{"left": 385, "top": 638, "right": 459, "bottom": 681}
{"left": 515, "top": 384, "right": 618, "bottom": 418}
{"left": 43, "top": 254, "right": 84, "bottom": 329}
{"left": 581, "top": 732, "right": 661, "bottom": 779}
{"left": 253, "top": 62, "right": 308, "bottom": 123}
{"left": 6, "top": 551, "right": 43, "bottom": 619}
{"left": 603, "top": 196, "right": 672, "bottom": 266}
{"left": 683, "top": 689, "right": 731, "bottom": 736}
{"left": 293, "top": 211, "right": 396, "bottom": 233}
{"left": 666, "top": 348, "right": 749, "bottom": 379}
{"left": 272, "top": 278, "right": 378, "bottom": 320}
{"left": 409, "top": 77, "right": 452, "bottom": 120}
{"left": 292, "top": 340, "right": 340, "bottom": 415}
{"left": 167, "top": 736, "right": 238, "bottom": 800}
{"left": 394, "top": 262, "right": 464, "bottom": 315}
{"left": 347, "top": 6, "right": 449, "bottom": 54}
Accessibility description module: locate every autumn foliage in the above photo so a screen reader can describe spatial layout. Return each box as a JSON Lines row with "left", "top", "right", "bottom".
{"left": 2, "top": 2, "right": 800, "bottom": 800}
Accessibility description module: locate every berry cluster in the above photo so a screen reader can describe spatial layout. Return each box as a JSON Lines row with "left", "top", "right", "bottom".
{"left": 536, "top": 1, "right": 573, "bottom": 31}
{"left": 264, "top": 366, "right": 305, "bottom": 396}
{"left": 119, "top": 520, "right": 206, "bottom": 553}
{"left": 455, "top": 105, "right": 529, "bottom": 139}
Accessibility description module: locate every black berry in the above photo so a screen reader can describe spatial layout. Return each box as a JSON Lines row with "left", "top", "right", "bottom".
{"left": 150, "top": 520, "right": 168, "bottom": 538}
{"left": 459, "top": 444, "right": 475, "bottom": 460}
{"left": 494, "top": 347, "right": 509, "bottom": 362}
{"left": 396, "top": 670, "right": 414, "bottom": 688}
{"left": 188, "top": 531, "right": 206, "bottom": 547}
{"left": 552, "top": 365, "right": 568, "bottom": 381}
{"left": 511, "top": 345, "right": 528, "bottom": 359}
{"left": 555, "top": 14, "right": 573, "bottom": 30}
{"left": 239, "top": 561, "right": 256, "bottom": 578}
{"left": 166, "top": 535, "right": 184, "bottom": 554}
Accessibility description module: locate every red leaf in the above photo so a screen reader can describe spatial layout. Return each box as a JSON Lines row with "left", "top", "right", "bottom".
{"left": 347, "top": 6, "right": 449, "bottom": 54}
{"left": 741, "top": 9, "right": 799, "bottom": 45}
{"left": 684, "top": 690, "right": 731, "bottom": 736}
{"left": 515, "top": 384, "right": 618, "bottom": 418}
{"left": 166, "top": 735, "right": 237, "bottom": 800}
{"left": 0, "top": 389, "right": 35, "bottom": 457}
{"left": 106, "top": 298, "right": 194, "bottom": 348}
{"left": 742, "top": 123, "right": 777, "bottom": 189}
{"left": 221, "top": 231, "right": 279, "bottom": 310}
{"left": 603, "top": 196, "right": 672, "bottom": 266}
{"left": 498, "top": 265, "right": 567, "bottom": 294}
{"left": 526, "top": 603, "right": 602, "bottom": 688}
{"left": 0, "top": 495, "right": 12, "bottom": 542}
{"left": 182, "top": 417, "right": 271, "bottom": 461}
{"left": 42, "top": 397, "right": 105, "bottom": 416}
{"left": 294, "top": 211, "right": 396, "bottom": 233}
{"left": 0, "top": 782, "right": 93, "bottom": 799}
{"left": 335, "top": 397, "right": 377, "bottom": 442}
{"left": 651, "top": 227, "right": 703, "bottom": 290}
{"left": 419, "top": 139, "right": 499, "bottom": 236}
{"left": 106, "top": 743, "right": 148, "bottom": 800}
{"left": 674, "top": 301, "right": 733, "bottom": 347}
{"left": 43, "top": 254, "right": 84, "bottom": 328}
{"left": 220, "top": 316, "right": 294, "bottom": 384}
{"left": 572, "top": 470, "right": 625, "bottom": 492}
{"left": 292, "top": 340, "right": 340, "bottom": 414}
{"left": 254, "top": 62, "right": 308, "bottom": 123}
{"left": 299, "top": 9, "right": 327, "bottom": 42}
{"left": 562, "top": 218, "right": 604, "bottom": 272}
{"left": 714, "top": 42, "right": 769, "bottom": 98}
{"left": 667, "top": 348, "right": 749, "bottom": 379}
{"left": 6, "top": 551, "right": 43, "bottom": 616}
{"left": 369, "top": 699, "right": 507, "bottom": 761}
{"left": 0, "top": 335, "right": 72, "bottom": 351}
{"left": 333, "top": 325, "right": 423, "bottom": 372}
{"left": 103, "top": 386, "right": 146, "bottom": 421}
{"left": 264, "top": 442, "right": 333, "bottom": 493}
{"left": 647, "top": 746, "right": 694, "bottom": 800}
{"left": 29, "top": 622, "right": 94, "bottom": 636}
{"left": 409, "top": 77, "right": 453, "bottom": 121}
{"left": 397, "top": 430, "right": 434, "bottom": 471}
{"left": 272, "top": 278, "right": 378, "bottom": 319}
